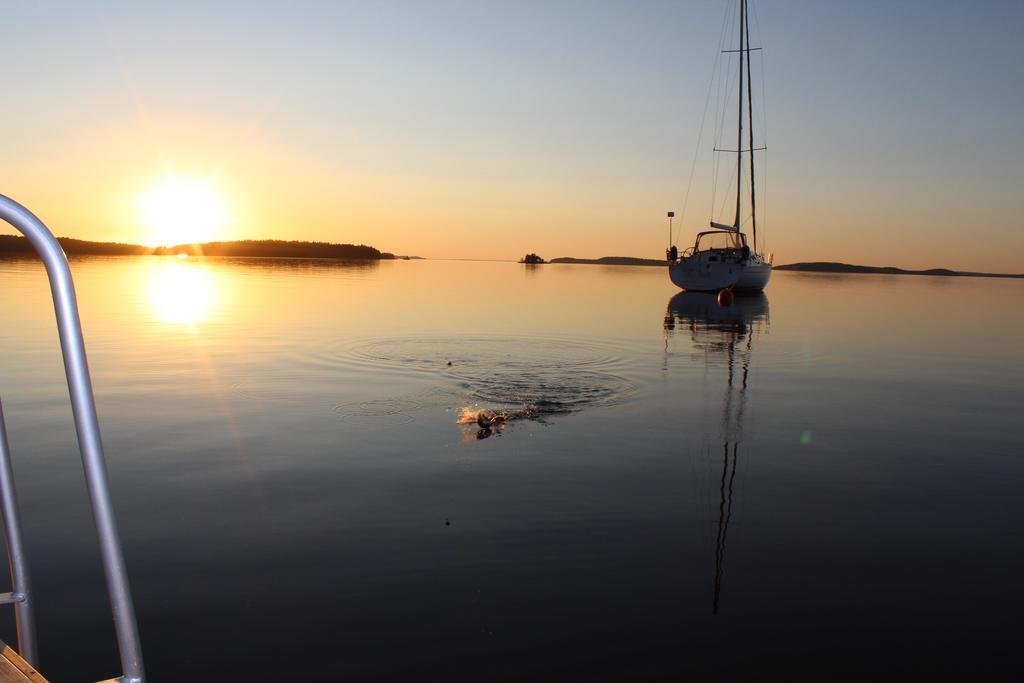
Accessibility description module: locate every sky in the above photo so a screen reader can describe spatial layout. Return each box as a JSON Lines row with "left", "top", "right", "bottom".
{"left": 1, "top": 0, "right": 1021, "bottom": 271}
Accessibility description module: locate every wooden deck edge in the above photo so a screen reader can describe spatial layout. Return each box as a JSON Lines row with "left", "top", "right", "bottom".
{"left": 0, "top": 641, "right": 47, "bottom": 682}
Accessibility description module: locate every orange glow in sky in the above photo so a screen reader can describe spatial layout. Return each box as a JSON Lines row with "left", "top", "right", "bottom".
{"left": 0, "top": 2, "right": 1021, "bottom": 272}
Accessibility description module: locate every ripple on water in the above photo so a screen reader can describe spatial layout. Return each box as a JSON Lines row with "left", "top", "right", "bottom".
{"left": 330, "top": 335, "right": 637, "bottom": 419}
{"left": 319, "top": 335, "right": 627, "bottom": 375}
{"left": 460, "top": 369, "right": 634, "bottom": 414}
{"left": 344, "top": 398, "right": 423, "bottom": 415}
{"left": 232, "top": 336, "right": 636, "bottom": 427}
{"left": 332, "top": 398, "right": 424, "bottom": 425}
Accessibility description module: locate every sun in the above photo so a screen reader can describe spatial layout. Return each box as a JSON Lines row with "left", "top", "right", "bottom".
{"left": 136, "top": 175, "right": 231, "bottom": 246}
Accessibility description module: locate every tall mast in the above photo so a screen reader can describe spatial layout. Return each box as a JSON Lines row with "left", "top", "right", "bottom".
{"left": 745, "top": 0, "right": 757, "bottom": 252}
{"left": 734, "top": 0, "right": 745, "bottom": 231}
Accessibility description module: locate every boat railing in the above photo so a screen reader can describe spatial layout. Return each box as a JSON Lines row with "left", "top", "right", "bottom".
{"left": 0, "top": 195, "right": 145, "bottom": 682}
{"left": 0, "top": 398, "right": 35, "bottom": 669}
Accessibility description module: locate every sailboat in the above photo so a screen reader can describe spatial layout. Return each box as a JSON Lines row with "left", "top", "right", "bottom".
{"left": 667, "top": 0, "right": 772, "bottom": 293}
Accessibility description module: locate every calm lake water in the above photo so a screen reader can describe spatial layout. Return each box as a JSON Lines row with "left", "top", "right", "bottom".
{"left": 0, "top": 256, "right": 1022, "bottom": 680}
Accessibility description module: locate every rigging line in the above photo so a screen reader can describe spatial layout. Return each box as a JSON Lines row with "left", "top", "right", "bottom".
{"left": 751, "top": 1, "right": 768, "bottom": 145}
{"left": 752, "top": 1, "right": 769, "bottom": 243}
{"left": 716, "top": 164, "right": 737, "bottom": 223}
{"left": 713, "top": 3, "right": 739, "bottom": 193}
{"left": 759, "top": 150, "right": 768, "bottom": 253}
{"left": 711, "top": 0, "right": 734, "bottom": 147}
{"left": 713, "top": 32, "right": 738, "bottom": 152}
{"left": 711, "top": 53, "right": 724, "bottom": 212}
{"left": 711, "top": 0, "right": 736, "bottom": 221}
{"left": 750, "top": 33, "right": 766, "bottom": 138}
{"left": 676, "top": 0, "right": 734, "bottom": 245}
{"left": 679, "top": 28, "right": 729, "bottom": 244}
{"left": 757, "top": 54, "right": 768, "bottom": 144}
{"left": 760, "top": 88, "right": 768, "bottom": 252}
{"left": 713, "top": 52, "right": 738, "bottom": 215}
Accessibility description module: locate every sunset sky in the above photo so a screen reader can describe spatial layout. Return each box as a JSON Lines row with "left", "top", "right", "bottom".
{"left": 1, "top": 1, "right": 1021, "bottom": 271}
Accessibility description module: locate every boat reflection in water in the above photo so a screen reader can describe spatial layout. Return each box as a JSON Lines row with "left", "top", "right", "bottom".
{"left": 664, "top": 291, "right": 769, "bottom": 614}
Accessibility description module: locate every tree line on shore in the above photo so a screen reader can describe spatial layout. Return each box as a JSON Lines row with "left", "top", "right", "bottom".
{"left": 0, "top": 235, "right": 394, "bottom": 260}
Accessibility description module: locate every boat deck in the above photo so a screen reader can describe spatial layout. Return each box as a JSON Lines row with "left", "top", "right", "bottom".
{"left": 0, "top": 643, "right": 45, "bottom": 682}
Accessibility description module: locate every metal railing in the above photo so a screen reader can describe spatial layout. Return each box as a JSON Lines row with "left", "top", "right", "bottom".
{"left": 0, "top": 398, "right": 36, "bottom": 666}
{"left": 0, "top": 195, "right": 145, "bottom": 682}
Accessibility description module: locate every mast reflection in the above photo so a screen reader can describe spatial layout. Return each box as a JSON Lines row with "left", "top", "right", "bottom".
{"left": 664, "top": 292, "right": 769, "bottom": 614}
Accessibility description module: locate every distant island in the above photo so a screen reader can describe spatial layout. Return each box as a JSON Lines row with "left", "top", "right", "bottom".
{"left": 520, "top": 253, "right": 546, "bottom": 264}
{"left": 774, "top": 262, "right": 1024, "bottom": 279}
{"left": 0, "top": 235, "right": 394, "bottom": 260}
{"left": 548, "top": 255, "right": 1024, "bottom": 279}
{"left": 550, "top": 256, "right": 665, "bottom": 267}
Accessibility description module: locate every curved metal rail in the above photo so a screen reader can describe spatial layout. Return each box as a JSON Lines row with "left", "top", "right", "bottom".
{"left": 0, "top": 398, "right": 36, "bottom": 667}
{"left": 0, "top": 195, "right": 144, "bottom": 682}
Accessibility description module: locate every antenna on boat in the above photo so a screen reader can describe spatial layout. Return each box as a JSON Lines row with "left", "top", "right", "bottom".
{"left": 667, "top": 211, "right": 675, "bottom": 249}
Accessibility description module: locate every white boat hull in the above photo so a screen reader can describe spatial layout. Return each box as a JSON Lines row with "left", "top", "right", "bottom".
{"left": 734, "top": 259, "right": 772, "bottom": 291}
{"left": 668, "top": 254, "right": 771, "bottom": 292}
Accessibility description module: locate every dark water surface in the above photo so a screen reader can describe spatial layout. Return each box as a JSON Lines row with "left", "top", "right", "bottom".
{"left": 0, "top": 256, "right": 1021, "bottom": 680}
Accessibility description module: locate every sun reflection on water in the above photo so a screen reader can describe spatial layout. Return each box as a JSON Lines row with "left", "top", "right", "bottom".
{"left": 145, "top": 259, "right": 219, "bottom": 326}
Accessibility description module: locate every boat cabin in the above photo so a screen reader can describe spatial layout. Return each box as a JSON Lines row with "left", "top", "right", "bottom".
{"left": 682, "top": 230, "right": 750, "bottom": 262}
